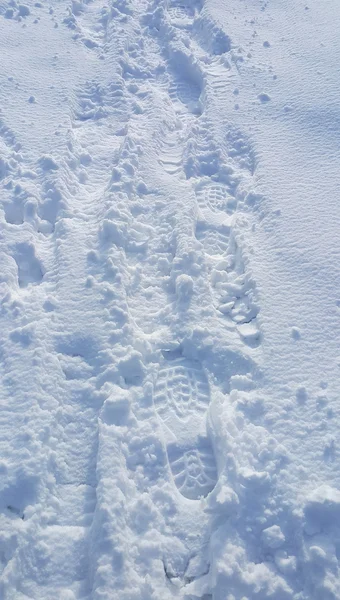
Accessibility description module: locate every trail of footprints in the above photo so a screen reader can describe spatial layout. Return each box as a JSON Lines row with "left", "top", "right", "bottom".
{"left": 151, "top": 1, "right": 205, "bottom": 174}
{"left": 192, "top": 140, "right": 260, "bottom": 346}
{"left": 157, "top": 68, "right": 202, "bottom": 175}
{"left": 151, "top": 0, "right": 261, "bottom": 500}
{"left": 158, "top": 1, "right": 261, "bottom": 348}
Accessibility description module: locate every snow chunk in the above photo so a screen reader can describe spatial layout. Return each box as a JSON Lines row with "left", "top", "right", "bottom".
{"left": 291, "top": 326, "right": 301, "bottom": 340}
{"left": 10, "top": 324, "right": 34, "bottom": 346}
{"left": 262, "top": 525, "right": 285, "bottom": 549}
{"left": 38, "top": 155, "right": 59, "bottom": 171}
{"left": 237, "top": 322, "right": 260, "bottom": 345}
{"left": 101, "top": 391, "right": 130, "bottom": 427}
{"left": 175, "top": 274, "right": 194, "bottom": 299}
{"left": 100, "top": 219, "right": 127, "bottom": 248}
{"left": 304, "top": 485, "right": 340, "bottom": 533}
{"left": 206, "top": 477, "right": 239, "bottom": 517}
{"left": 117, "top": 351, "right": 145, "bottom": 386}
{"left": 239, "top": 467, "right": 270, "bottom": 490}
{"left": 274, "top": 550, "right": 297, "bottom": 575}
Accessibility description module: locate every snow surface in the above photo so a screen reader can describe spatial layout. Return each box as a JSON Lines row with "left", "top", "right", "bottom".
{"left": 0, "top": 0, "right": 340, "bottom": 598}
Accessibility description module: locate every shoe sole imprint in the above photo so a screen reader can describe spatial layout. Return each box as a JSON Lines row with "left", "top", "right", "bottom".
{"left": 154, "top": 359, "right": 217, "bottom": 499}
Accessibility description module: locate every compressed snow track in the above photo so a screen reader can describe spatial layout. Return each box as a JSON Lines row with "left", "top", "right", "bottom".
{"left": 1, "top": 0, "right": 340, "bottom": 599}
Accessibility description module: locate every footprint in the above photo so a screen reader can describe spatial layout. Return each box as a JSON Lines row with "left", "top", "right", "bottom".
{"left": 166, "top": 46, "right": 203, "bottom": 117}
{"left": 63, "top": 0, "right": 109, "bottom": 51}
{"left": 168, "top": 74, "right": 202, "bottom": 116}
{"left": 183, "top": 119, "right": 221, "bottom": 179}
{"left": 195, "top": 181, "right": 237, "bottom": 214}
{"left": 166, "top": 0, "right": 202, "bottom": 27}
{"left": 193, "top": 13, "right": 231, "bottom": 56}
{"left": 121, "top": 39, "right": 154, "bottom": 81}
{"left": 195, "top": 222, "right": 230, "bottom": 256}
{"left": 158, "top": 122, "right": 186, "bottom": 175}
{"left": 167, "top": 438, "right": 217, "bottom": 500}
{"left": 211, "top": 249, "right": 260, "bottom": 346}
{"left": 107, "top": 78, "right": 128, "bottom": 123}
{"left": 167, "top": 5, "right": 194, "bottom": 24}
{"left": 12, "top": 242, "right": 44, "bottom": 288}
{"left": 154, "top": 360, "right": 210, "bottom": 419}
{"left": 154, "top": 358, "right": 217, "bottom": 499}
{"left": 75, "top": 81, "right": 107, "bottom": 121}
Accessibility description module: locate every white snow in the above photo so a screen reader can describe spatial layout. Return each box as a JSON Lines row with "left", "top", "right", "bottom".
{"left": 0, "top": 0, "right": 340, "bottom": 598}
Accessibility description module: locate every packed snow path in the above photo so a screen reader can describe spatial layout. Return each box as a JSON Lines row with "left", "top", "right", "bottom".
{"left": 1, "top": 0, "right": 340, "bottom": 598}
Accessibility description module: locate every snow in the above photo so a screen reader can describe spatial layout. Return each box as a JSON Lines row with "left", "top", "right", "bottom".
{"left": 0, "top": 0, "right": 340, "bottom": 598}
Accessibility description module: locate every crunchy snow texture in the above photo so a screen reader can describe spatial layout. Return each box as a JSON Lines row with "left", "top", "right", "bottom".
{"left": 0, "top": 0, "right": 340, "bottom": 599}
